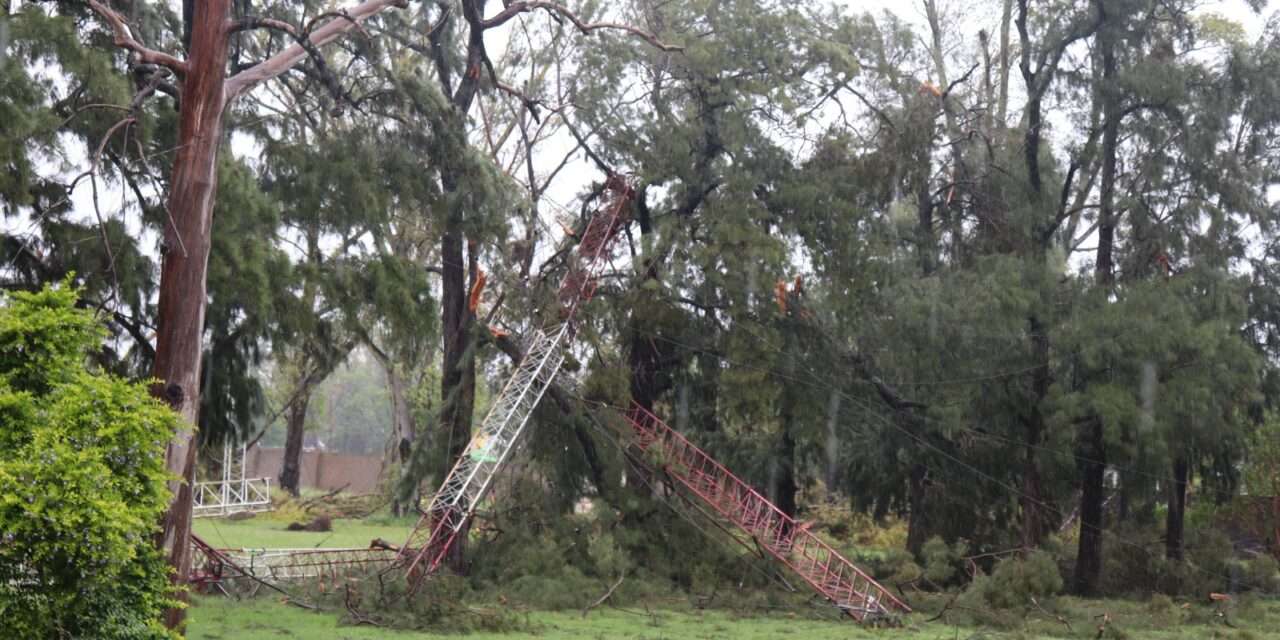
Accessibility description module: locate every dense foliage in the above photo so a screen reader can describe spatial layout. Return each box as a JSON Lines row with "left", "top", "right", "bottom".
{"left": 1, "top": 0, "right": 1279, "bottom": 631}
{"left": 0, "top": 283, "right": 178, "bottom": 639}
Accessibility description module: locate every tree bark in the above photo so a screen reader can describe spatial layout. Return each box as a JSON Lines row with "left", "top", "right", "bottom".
{"left": 1073, "top": 417, "right": 1106, "bottom": 595}
{"left": 150, "top": 1, "right": 233, "bottom": 629}
{"left": 1166, "top": 456, "right": 1189, "bottom": 560}
{"left": 776, "top": 387, "right": 798, "bottom": 526}
{"left": 906, "top": 462, "right": 931, "bottom": 557}
{"left": 83, "top": 0, "right": 407, "bottom": 630}
{"left": 280, "top": 389, "right": 312, "bottom": 496}
{"left": 1094, "top": 18, "right": 1119, "bottom": 290}
{"left": 1075, "top": 13, "right": 1119, "bottom": 593}
{"left": 438, "top": 222, "right": 475, "bottom": 572}
{"left": 384, "top": 359, "right": 419, "bottom": 516}
{"left": 1022, "top": 315, "right": 1050, "bottom": 549}
{"left": 996, "top": 0, "right": 1013, "bottom": 125}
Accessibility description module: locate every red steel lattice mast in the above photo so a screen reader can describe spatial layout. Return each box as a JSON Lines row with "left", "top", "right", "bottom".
{"left": 624, "top": 403, "right": 911, "bottom": 622}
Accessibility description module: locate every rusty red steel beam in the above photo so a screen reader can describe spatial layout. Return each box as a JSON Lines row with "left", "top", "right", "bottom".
{"left": 623, "top": 402, "right": 911, "bottom": 622}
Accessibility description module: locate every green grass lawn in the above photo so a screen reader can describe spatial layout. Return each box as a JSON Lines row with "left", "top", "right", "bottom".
{"left": 186, "top": 595, "right": 1280, "bottom": 640}
{"left": 192, "top": 515, "right": 417, "bottom": 549}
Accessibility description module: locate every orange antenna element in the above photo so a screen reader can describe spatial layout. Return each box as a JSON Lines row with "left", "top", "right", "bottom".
{"left": 468, "top": 270, "right": 487, "bottom": 313}
{"left": 774, "top": 280, "right": 788, "bottom": 313}
{"left": 556, "top": 218, "right": 577, "bottom": 238}
{"left": 1155, "top": 251, "right": 1172, "bottom": 277}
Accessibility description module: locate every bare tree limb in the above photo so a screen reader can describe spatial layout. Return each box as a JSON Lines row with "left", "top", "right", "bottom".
{"left": 227, "top": 17, "right": 298, "bottom": 37}
{"left": 480, "top": 2, "right": 683, "bottom": 52}
{"left": 224, "top": 0, "right": 407, "bottom": 102}
{"left": 87, "top": 0, "right": 189, "bottom": 75}
{"left": 582, "top": 573, "right": 626, "bottom": 617}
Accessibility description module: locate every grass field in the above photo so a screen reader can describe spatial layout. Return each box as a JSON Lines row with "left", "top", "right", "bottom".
{"left": 192, "top": 515, "right": 417, "bottom": 549}
{"left": 188, "top": 513, "right": 1280, "bottom": 638}
{"left": 186, "top": 594, "right": 1280, "bottom": 639}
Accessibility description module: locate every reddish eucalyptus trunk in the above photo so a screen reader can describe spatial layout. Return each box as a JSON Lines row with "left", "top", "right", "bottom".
{"left": 151, "top": 0, "right": 232, "bottom": 629}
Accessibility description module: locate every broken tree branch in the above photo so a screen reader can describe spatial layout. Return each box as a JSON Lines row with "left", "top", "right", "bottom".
{"left": 224, "top": 0, "right": 407, "bottom": 102}
{"left": 582, "top": 573, "right": 626, "bottom": 617}
{"left": 87, "top": 0, "right": 189, "bottom": 75}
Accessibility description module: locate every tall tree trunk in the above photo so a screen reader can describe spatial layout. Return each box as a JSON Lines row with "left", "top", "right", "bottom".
{"left": 438, "top": 221, "right": 476, "bottom": 572}
{"left": 906, "top": 461, "right": 932, "bottom": 557}
{"left": 151, "top": 1, "right": 232, "bottom": 628}
{"left": 82, "top": 1, "right": 406, "bottom": 629}
{"left": 1094, "top": 35, "right": 1119, "bottom": 290}
{"left": 1022, "top": 315, "right": 1050, "bottom": 549}
{"left": 280, "top": 389, "right": 312, "bottom": 496}
{"left": 1073, "top": 417, "right": 1106, "bottom": 595}
{"left": 382, "top": 359, "right": 419, "bottom": 517}
{"left": 1075, "top": 16, "right": 1119, "bottom": 594}
{"left": 1166, "top": 456, "right": 1189, "bottom": 560}
{"left": 1014, "top": 0, "right": 1067, "bottom": 549}
{"left": 776, "top": 384, "right": 798, "bottom": 527}
{"left": 997, "top": 0, "right": 1013, "bottom": 125}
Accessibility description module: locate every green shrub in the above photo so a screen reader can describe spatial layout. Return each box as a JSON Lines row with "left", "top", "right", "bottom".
{"left": 921, "top": 536, "right": 967, "bottom": 587}
{"left": 1146, "top": 592, "right": 1177, "bottom": 615}
{"left": 967, "top": 550, "right": 1063, "bottom": 609}
{"left": 505, "top": 569, "right": 600, "bottom": 610}
{"left": 1097, "top": 527, "right": 1173, "bottom": 596}
{"left": 1242, "top": 555, "right": 1279, "bottom": 594}
{"left": 0, "top": 283, "right": 179, "bottom": 639}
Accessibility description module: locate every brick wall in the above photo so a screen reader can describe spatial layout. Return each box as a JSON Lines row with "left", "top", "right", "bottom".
{"left": 246, "top": 447, "right": 383, "bottom": 494}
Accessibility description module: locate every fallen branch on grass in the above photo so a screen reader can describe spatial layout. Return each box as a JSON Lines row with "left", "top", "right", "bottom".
{"left": 300, "top": 483, "right": 350, "bottom": 510}
{"left": 1094, "top": 612, "right": 1111, "bottom": 639}
{"left": 925, "top": 590, "right": 962, "bottom": 623}
{"left": 582, "top": 573, "right": 626, "bottom": 618}
{"left": 1030, "top": 596, "right": 1072, "bottom": 632}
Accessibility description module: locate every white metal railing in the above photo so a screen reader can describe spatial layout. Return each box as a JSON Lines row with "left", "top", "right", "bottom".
{"left": 193, "top": 442, "right": 274, "bottom": 518}
{"left": 193, "top": 476, "right": 273, "bottom": 518}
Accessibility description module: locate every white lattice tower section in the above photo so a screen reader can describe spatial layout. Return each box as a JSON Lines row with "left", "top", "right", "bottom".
{"left": 193, "top": 441, "right": 273, "bottom": 518}
{"left": 397, "top": 177, "right": 634, "bottom": 589}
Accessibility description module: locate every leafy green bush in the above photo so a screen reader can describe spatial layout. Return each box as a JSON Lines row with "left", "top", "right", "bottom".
{"left": 1242, "top": 555, "right": 1279, "bottom": 594}
{"left": 966, "top": 551, "right": 1063, "bottom": 609}
{"left": 921, "top": 536, "right": 969, "bottom": 587}
{"left": 0, "top": 283, "right": 179, "bottom": 639}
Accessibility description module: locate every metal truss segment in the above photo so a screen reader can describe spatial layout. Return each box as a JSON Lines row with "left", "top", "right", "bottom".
{"left": 397, "top": 179, "right": 634, "bottom": 593}
{"left": 622, "top": 403, "right": 911, "bottom": 622}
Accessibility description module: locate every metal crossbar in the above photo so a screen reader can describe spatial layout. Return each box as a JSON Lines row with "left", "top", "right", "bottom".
{"left": 396, "top": 323, "right": 569, "bottom": 583}
{"left": 396, "top": 179, "right": 635, "bottom": 592}
{"left": 192, "top": 477, "right": 272, "bottom": 518}
{"left": 190, "top": 534, "right": 396, "bottom": 593}
{"left": 193, "top": 442, "right": 273, "bottom": 518}
{"left": 622, "top": 402, "right": 911, "bottom": 622}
